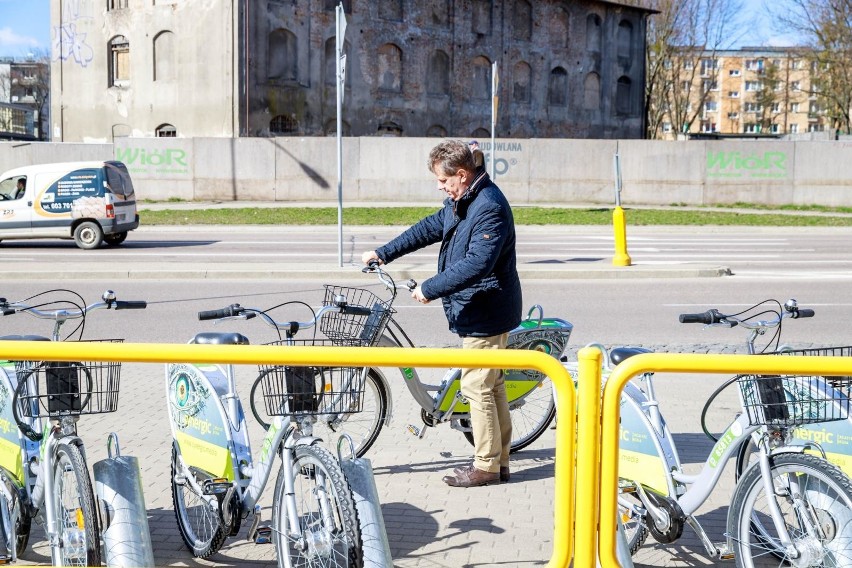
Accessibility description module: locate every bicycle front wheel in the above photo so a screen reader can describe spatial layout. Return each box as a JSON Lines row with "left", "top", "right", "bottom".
{"left": 171, "top": 443, "right": 227, "bottom": 558}
{"left": 312, "top": 368, "right": 388, "bottom": 458}
{"left": 53, "top": 443, "right": 100, "bottom": 567}
{"left": 729, "top": 452, "right": 852, "bottom": 567}
{"left": 273, "top": 445, "right": 362, "bottom": 568}
{"left": 0, "top": 484, "right": 30, "bottom": 559}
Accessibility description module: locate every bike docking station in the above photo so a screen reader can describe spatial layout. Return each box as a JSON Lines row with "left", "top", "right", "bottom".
{"left": 92, "top": 432, "right": 154, "bottom": 567}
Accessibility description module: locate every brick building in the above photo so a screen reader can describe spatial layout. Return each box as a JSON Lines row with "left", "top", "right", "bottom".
{"left": 51, "top": 0, "right": 652, "bottom": 142}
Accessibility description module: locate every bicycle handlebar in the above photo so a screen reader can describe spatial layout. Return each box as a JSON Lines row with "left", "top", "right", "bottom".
{"left": 678, "top": 299, "right": 813, "bottom": 331}
{"left": 0, "top": 290, "right": 147, "bottom": 321}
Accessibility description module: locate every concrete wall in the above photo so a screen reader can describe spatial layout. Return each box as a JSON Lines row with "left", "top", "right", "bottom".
{"left": 2, "top": 137, "right": 852, "bottom": 207}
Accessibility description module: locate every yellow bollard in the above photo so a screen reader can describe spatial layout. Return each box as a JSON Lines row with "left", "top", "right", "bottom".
{"left": 612, "top": 206, "right": 632, "bottom": 267}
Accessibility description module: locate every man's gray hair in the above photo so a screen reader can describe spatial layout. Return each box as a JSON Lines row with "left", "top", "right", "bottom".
{"left": 428, "top": 139, "right": 476, "bottom": 176}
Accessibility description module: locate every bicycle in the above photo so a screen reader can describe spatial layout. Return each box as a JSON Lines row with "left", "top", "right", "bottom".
{"left": 299, "top": 263, "right": 573, "bottom": 460}
{"left": 0, "top": 289, "right": 147, "bottom": 566}
{"left": 610, "top": 299, "right": 852, "bottom": 566}
{"left": 165, "top": 274, "right": 399, "bottom": 567}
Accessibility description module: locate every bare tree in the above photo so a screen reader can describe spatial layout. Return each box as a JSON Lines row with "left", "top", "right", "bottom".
{"left": 771, "top": 0, "right": 852, "bottom": 133}
{"left": 645, "top": 0, "right": 745, "bottom": 139}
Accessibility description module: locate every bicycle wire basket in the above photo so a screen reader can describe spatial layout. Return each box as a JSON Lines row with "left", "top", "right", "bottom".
{"left": 736, "top": 345, "right": 852, "bottom": 428}
{"left": 256, "top": 339, "right": 368, "bottom": 418}
{"left": 16, "top": 339, "right": 124, "bottom": 419}
{"left": 320, "top": 285, "right": 395, "bottom": 346}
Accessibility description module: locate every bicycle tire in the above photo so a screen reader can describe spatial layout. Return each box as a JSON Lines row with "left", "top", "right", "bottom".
{"left": 728, "top": 452, "right": 852, "bottom": 567}
{"left": 170, "top": 443, "right": 227, "bottom": 558}
{"left": 0, "top": 487, "right": 30, "bottom": 559}
{"left": 462, "top": 376, "right": 556, "bottom": 453}
{"left": 272, "top": 444, "right": 362, "bottom": 568}
{"left": 617, "top": 488, "right": 649, "bottom": 555}
{"left": 53, "top": 443, "right": 101, "bottom": 567}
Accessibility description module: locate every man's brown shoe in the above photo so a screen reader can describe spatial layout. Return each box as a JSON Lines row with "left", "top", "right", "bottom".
{"left": 453, "top": 463, "right": 510, "bottom": 482}
{"left": 442, "top": 465, "right": 499, "bottom": 487}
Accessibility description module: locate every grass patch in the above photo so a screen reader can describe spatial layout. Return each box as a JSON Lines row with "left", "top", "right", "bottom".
{"left": 138, "top": 206, "right": 852, "bottom": 227}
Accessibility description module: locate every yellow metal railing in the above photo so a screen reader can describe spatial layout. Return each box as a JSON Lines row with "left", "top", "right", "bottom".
{"left": 584, "top": 350, "right": 852, "bottom": 568}
{"left": 0, "top": 340, "right": 578, "bottom": 567}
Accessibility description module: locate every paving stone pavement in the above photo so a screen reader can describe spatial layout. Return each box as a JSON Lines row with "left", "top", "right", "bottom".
{"left": 11, "top": 343, "right": 820, "bottom": 567}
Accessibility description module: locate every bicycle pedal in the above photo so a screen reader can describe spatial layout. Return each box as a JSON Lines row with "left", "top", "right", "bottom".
{"left": 254, "top": 526, "right": 272, "bottom": 544}
{"left": 202, "top": 478, "right": 231, "bottom": 495}
{"left": 713, "top": 542, "right": 735, "bottom": 561}
{"left": 406, "top": 424, "right": 422, "bottom": 438}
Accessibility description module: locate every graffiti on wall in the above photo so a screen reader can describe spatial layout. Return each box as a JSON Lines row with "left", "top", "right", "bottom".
{"left": 115, "top": 146, "right": 191, "bottom": 176}
{"left": 707, "top": 151, "right": 788, "bottom": 179}
{"left": 53, "top": 0, "right": 94, "bottom": 67}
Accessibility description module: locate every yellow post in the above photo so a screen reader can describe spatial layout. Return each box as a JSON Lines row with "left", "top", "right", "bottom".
{"left": 612, "top": 205, "right": 632, "bottom": 267}
{"left": 573, "top": 346, "right": 603, "bottom": 568}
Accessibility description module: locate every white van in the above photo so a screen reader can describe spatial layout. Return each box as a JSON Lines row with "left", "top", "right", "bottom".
{"left": 0, "top": 161, "right": 139, "bottom": 249}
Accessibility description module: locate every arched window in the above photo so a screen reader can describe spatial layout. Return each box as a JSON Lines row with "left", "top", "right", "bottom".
{"left": 427, "top": 125, "right": 447, "bottom": 137}
{"left": 586, "top": 14, "right": 602, "bottom": 53}
{"left": 618, "top": 21, "right": 633, "bottom": 64}
{"left": 379, "top": 0, "right": 402, "bottom": 21}
{"left": 513, "top": 0, "right": 532, "bottom": 41}
{"left": 583, "top": 72, "right": 600, "bottom": 110}
{"left": 552, "top": 8, "right": 570, "bottom": 49}
{"left": 378, "top": 44, "right": 403, "bottom": 92}
{"left": 616, "top": 76, "right": 632, "bottom": 115}
{"left": 472, "top": 0, "right": 492, "bottom": 35}
{"left": 427, "top": 50, "right": 450, "bottom": 95}
{"left": 107, "top": 0, "right": 129, "bottom": 10}
{"left": 427, "top": 0, "right": 449, "bottom": 26}
{"left": 324, "top": 120, "right": 351, "bottom": 136}
{"left": 325, "top": 0, "right": 350, "bottom": 12}
{"left": 513, "top": 61, "right": 531, "bottom": 103}
{"left": 268, "top": 29, "right": 297, "bottom": 82}
{"left": 472, "top": 127, "right": 490, "bottom": 138}
{"left": 377, "top": 121, "right": 403, "bottom": 136}
{"left": 549, "top": 67, "right": 568, "bottom": 106}
{"left": 153, "top": 31, "right": 175, "bottom": 82}
{"left": 109, "top": 35, "right": 130, "bottom": 87}
{"left": 472, "top": 56, "right": 491, "bottom": 100}
{"left": 270, "top": 115, "right": 299, "bottom": 135}
{"left": 155, "top": 123, "right": 176, "bottom": 137}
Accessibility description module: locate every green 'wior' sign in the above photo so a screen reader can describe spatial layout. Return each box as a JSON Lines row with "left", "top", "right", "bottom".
{"left": 115, "top": 147, "right": 191, "bottom": 176}
{"left": 707, "top": 151, "right": 788, "bottom": 179}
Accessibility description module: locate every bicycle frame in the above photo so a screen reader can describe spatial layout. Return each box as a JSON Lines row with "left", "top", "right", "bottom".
{"left": 378, "top": 306, "right": 572, "bottom": 432}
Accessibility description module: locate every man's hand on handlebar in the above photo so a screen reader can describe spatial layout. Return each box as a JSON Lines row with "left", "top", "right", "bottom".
{"left": 361, "top": 251, "right": 383, "bottom": 266}
{"left": 412, "top": 286, "right": 431, "bottom": 305}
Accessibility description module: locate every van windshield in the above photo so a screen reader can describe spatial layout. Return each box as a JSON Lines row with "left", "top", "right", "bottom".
{"left": 104, "top": 161, "right": 135, "bottom": 198}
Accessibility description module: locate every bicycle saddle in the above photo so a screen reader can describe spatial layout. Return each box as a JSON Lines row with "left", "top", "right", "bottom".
{"left": 609, "top": 347, "right": 652, "bottom": 366}
{"left": 0, "top": 335, "right": 51, "bottom": 341}
{"left": 190, "top": 332, "right": 250, "bottom": 345}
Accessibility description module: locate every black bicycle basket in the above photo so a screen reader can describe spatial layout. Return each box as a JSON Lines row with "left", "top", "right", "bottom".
{"left": 320, "top": 285, "right": 394, "bottom": 346}
{"left": 257, "top": 339, "right": 368, "bottom": 417}
{"left": 737, "top": 373, "right": 852, "bottom": 427}
{"left": 16, "top": 339, "right": 123, "bottom": 418}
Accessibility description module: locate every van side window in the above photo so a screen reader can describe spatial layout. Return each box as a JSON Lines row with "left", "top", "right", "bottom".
{"left": 0, "top": 177, "right": 22, "bottom": 201}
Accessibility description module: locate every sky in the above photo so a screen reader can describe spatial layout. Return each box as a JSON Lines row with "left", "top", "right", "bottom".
{"left": 0, "top": 0, "right": 801, "bottom": 59}
{"left": 0, "top": 0, "right": 50, "bottom": 58}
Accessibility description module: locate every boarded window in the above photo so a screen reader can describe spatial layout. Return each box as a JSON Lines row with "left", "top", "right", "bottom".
{"left": 583, "top": 73, "right": 600, "bottom": 110}
{"left": 617, "top": 21, "right": 633, "bottom": 65}
{"left": 471, "top": 57, "right": 491, "bottom": 99}
{"left": 616, "top": 76, "right": 632, "bottom": 114}
{"left": 268, "top": 29, "right": 297, "bottom": 82}
{"left": 109, "top": 36, "right": 130, "bottom": 87}
{"left": 427, "top": 50, "right": 450, "bottom": 95}
{"left": 513, "top": 0, "right": 532, "bottom": 41}
{"left": 472, "top": 0, "right": 492, "bottom": 35}
{"left": 153, "top": 31, "right": 175, "bottom": 82}
{"left": 551, "top": 8, "right": 569, "bottom": 49}
{"left": 427, "top": 124, "right": 447, "bottom": 137}
{"left": 513, "top": 61, "right": 531, "bottom": 103}
{"left": 549, "top": 67, "right": 568, "bottom": 106}
{"left": 378, "top": 44, "right": 403, "bottom": 92}
{"left": 586, "top": 14, "right": 602, "bottom": 53}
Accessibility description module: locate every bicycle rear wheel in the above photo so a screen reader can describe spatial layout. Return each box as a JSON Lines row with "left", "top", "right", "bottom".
{"left": 53, "top": 443, "right": 100, "bottom": 567}
{"left": 462, "top": 376, "right": 555, "bottom": 453}
{"left": 729, "top": 452, "right": 852, "bottom": 567}
{"left": 273, "top": 444, "right": 362, "bottom": 568}
{"left": 170, "top": 443, "right": 227, "bottom": 558}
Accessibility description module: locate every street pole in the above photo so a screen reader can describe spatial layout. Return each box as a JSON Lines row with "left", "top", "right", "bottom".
{"left": 335, "top": 3, "right": 346, "bottom": 267}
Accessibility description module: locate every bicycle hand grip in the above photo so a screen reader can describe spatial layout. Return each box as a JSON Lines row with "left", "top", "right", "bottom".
{"left": 793, "top": 308, "right": 815, "bottom": 319}
{"left": 1, "top": 308, "right": 14, "bottom": 316}
{"left": 340, "top": 305, "right": 372, "bottom": 316}
{"left": 198, "top": 304, "right": 242, "bottom": 320}
{"left": 362, "top": 259, "right": 381, "bottom": 273}
{"left": 679, "top": 310, "right": 719, "bottom": 324}
{"left": 114, "top": 300, "right": 147, "bottom": 310}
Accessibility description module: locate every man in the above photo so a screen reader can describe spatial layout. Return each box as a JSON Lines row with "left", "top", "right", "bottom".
{"left": 362, "top": 139, "right": 521, "bottom": 487}
{"left": 15, "top": 178, "right": 25, "bottom": 199}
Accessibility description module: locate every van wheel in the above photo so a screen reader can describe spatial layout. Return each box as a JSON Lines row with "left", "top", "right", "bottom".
{"left": 74, "top": 222, "right": 104, "bottom": 249}
{"left": 104, "top": 232, "right": 127, "bottom": 246}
